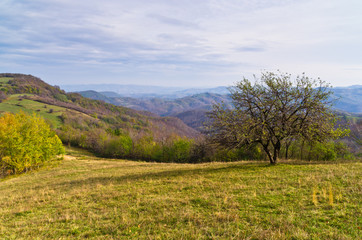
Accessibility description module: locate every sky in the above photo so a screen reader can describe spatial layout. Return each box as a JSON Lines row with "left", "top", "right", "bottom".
{"left": 0, "top": 0, "right": 361, "bottom": 87}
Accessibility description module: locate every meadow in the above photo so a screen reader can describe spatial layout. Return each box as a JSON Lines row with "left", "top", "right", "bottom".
{"left": 0, "top": 148, "right": 360, "bottom": 239}
{"left": 0, "top": 94, "right": 88, "bottom": 128}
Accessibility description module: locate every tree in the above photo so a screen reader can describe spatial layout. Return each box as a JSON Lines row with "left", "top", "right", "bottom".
{"left": 0, "top": 112, "right": 64, "bottom": 175}
{"left": 207, "top": 71, "right": 348, "bottom": 164}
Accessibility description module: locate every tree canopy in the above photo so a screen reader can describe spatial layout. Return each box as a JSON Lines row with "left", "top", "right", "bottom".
{"left": 207, "top": 71, "right": 348, "bottom": 164}
{"left": 0, "top": 112, "right": 64, "bottom": 176}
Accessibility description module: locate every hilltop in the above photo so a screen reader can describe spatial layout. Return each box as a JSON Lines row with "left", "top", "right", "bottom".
{"left": 0, "top": 73, "right": 198, "bottom": 137}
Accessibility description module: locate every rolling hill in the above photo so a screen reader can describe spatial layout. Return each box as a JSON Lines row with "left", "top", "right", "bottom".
{"left": 76, "top": 84, "right": 362, "bottom": 114}
{"left": 78, "top": 85, "right": 362, "bottom": 131}
{"left": 77, "top": 91, "right": 232, "bottom": 130}
{"left": 332, "top": 87, "right": 362, "bottom": 113}
{"left": 0, "top": 73, "right": 201, "bottom": 161}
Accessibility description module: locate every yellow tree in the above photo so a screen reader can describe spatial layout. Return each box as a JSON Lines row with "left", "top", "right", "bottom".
{"left": 0, "top": 112, "right": 64, "bottom": 174}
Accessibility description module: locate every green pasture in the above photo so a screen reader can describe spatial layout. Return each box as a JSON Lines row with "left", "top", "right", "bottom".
{"left": 0, "top": 148, "right": 360, "bottom": 239}
{"left": 0, "top": 94, "right": 68, "bottom": 128}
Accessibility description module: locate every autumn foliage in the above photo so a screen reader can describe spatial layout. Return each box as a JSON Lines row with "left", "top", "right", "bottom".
{"left": 0, "top": 112, "right": 64, "bottom": 177}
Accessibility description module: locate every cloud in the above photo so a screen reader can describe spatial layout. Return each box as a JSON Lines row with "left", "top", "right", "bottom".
{"left": 0, "top": 0, "right": 362, "bottom": 86}
{"left": 235, "top": 46, "right": 266, "bottom": 52}
{"left": 148, "top": 14, "right": 199, "bottom": 29}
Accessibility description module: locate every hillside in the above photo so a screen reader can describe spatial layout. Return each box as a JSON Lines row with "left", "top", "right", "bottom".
{"left": 0, "top": 148, "right": 360, "bottom": 239}
{"left": 77, "top": 85, "right": 362, "bottom": 115}
{"left": 172, "top": 109, "right": 210, "bottom": 131}
{"left": 78, "top": 91, "right": 231, "bottom": 129}
{"left": 78, "top": 87, "right": 362, "bottom": 131}
{"left": 0, "top": 73, "right": 198, "bottom": 137}
{"left": 78, "top": 91, "right": 232, "bottom": 116}
{"left": 0, "top": 74, "right": 201, "bottom": 161}
{"left": 332, "top": 87, "right": 362, "bottom": 113}
{"left": 77, "top": 87, "right": 362, "bottom": 155}
{"left": 111, "top": 92, "right": 232, "bottom": 116}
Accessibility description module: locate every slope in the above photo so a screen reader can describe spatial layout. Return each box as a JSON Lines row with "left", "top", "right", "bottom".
{"left": 0, "top": 73, "right": 199, "bottom": 139}
{"left": 0, "top": 74, "right": 202, "bottom": 162}
{"left": 0, "top": 148, "right": 360, "bottom": 239}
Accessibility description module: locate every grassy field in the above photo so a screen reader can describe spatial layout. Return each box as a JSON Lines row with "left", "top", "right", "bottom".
{"left": 0, "top": 148, "right": 360, "bottom": 239}
{"left": 0, "top": 77, "right": 13, "bottom": 83}
{"left": 0, "top": 94, "right": 86, "bottom": 128}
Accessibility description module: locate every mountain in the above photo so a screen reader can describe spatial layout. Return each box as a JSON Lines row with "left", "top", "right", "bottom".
{"left": 73, "top": 83, "right": 362, "bottom": 114}
{"left": 78, "top": 90, "right": 115, "bottom": 103}
{"left": 63, "top": 84, "right": 229, "bottom": 99}
{"left": 0, "top": 73, "right": 200, "bottom": 148}
{"left": 76, "top": 91, "right": 232, "bottom": 130}
{"left": 331, "top": 86, "right": 362, "bottom": 114}
{"left": 78, "top": 85, "right": 362, "bottom": 130}
{"left": 110, "top": 92, "right": 232, "bottom": 116}
{"left": 172, "top": 109, "right": 209, "bottom": 131}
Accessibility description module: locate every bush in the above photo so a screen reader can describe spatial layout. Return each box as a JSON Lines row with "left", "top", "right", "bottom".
{"left": 103, "top": 135, "right": 133, "bottom": 158}
{"left": 0, "top": 112, "right": 64, "bottom": 176}
{"left": 161, "top": 138, "right": 193, "bottom": 163}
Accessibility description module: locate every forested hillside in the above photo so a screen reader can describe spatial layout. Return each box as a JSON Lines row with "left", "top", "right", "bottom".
{"left": 0, "top": 73, "right": 201, "bottom": 162}
{"left": 77, "top": 84, "right": 362, "bottom": 157}
{"left": 1, "top": 73, "right": 361, "bottom": 163}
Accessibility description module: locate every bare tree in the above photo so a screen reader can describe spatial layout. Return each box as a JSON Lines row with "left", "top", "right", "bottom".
{"left": 207, "top": 71, "right": 347, "bottom": 164}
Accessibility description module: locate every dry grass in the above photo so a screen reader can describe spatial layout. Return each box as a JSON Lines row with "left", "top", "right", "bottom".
{"left": 0, "top": 148, "right": 361, "bottom": 239}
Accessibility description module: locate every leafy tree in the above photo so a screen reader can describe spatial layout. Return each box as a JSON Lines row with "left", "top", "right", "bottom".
{"left": 161, "top": 137, "right": 193, "bottom": 163}
{"left": 103, "top": 134, "right": 133, "bottom": 158}
{"left": 0, "top": 112, "right": 64, "bottom": 175}
{"left": 207, "top": 71, "right": 348, "bottom": 164}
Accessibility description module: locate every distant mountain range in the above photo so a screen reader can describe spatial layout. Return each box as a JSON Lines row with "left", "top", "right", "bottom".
{"left": 331, "top": 87, "right": 362, "bottom": 114}
{"left": 61, "top": 84, "right": 230, "bottom": 99}
{"left": 76, "top": 84, "right": 362, "bottom": 130}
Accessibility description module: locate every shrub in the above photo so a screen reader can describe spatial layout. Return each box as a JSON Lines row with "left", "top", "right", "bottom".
{"left": 0, "top": 112, "right": 64, "bottom": 176}
{"left": 161, "top": 138, "right": 193, "bottom": 163}
{"left": 103, "top": 135, "right": 133, "bottom": 158}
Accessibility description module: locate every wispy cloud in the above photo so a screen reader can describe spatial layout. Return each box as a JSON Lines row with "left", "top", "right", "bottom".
{"left": 0, "top": 0, "right": 361, "bottom": 86}
{"left": 148, "top": 14, "right": 199, "bottom": 29}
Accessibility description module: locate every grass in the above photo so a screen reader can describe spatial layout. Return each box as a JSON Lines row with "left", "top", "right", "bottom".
{"left": 0, "top": 77, "right": 13, "bottom": 83}
{"left": 0, "top": 149, "right": 361, "bottom": 239}
{"left": 0, "top": 94, "right": 86, "bottom": 128}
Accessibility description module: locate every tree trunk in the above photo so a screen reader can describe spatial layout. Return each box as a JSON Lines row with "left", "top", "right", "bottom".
{"left": 285, "top": 143, "right": 289, "bottom": 159}
{"left": 300, "top": 140, "right": 305, "bottom": 160}
{"left": 262, "top": 144, "right": 273, "bottom": 164}
{"left": 307, "top": 144, "right": 312, "bottom": 161}
{"left": 262, "top": 142, "right": 280, "bottom": 165}
{"left": 284, "top": 138, "right": 293, "bottom": 159}
{"left": 271, "top": 140, "right": 281, "bottom": 164}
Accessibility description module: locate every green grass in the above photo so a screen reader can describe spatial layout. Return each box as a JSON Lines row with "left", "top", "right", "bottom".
{"left": 0, "top": 77, "right": 12, "bottom": 83}
{"left": 0, "top": 150, "right": 361, "bottom": 239}
{"left": 0, "top": 95, "right": 86, "bottom": 128}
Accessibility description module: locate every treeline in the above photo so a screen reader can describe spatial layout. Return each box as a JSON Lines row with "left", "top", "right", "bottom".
{"left": 0, "top": 112, "right": 354, "bottom": 178}
{"left": 0, "top": 112, "right": 64, "bottom": 178}
{"left": 56, "top": 110, "right": 353, "bottom": 163}
{"left": 56, "top": 111, "right": 200, "bottom": 162}
{"left": 1, "top": 74, "right": 358, "bottom": 166}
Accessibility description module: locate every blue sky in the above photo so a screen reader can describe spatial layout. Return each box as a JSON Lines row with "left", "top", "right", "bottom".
{"left": 1, "top": 0, "right": 361, "bottom": 87}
